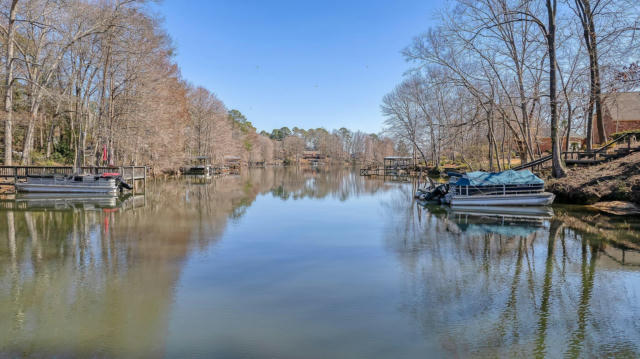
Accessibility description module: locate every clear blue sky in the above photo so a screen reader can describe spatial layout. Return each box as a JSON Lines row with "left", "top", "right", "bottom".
{"left": 155, "top": 0, "right": 438, "bottom": 134}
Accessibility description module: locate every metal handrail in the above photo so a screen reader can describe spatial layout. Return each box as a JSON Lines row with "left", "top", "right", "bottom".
{"left": 453, "top": 188, "right": 545, "bottom": 196}
{"left": 451, "top": 184, "right": 545, "bottom": 196}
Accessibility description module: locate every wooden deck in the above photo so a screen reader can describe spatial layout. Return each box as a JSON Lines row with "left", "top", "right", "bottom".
{"left": 513, "top": 132, "right": 640, "bottom": 171}
{"left": 361, "top": 157, "right": 415, "bottom": 177}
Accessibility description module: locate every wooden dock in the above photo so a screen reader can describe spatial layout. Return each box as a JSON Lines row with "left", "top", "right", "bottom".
{"left": 513, "top": 131, "right": 639, "bottom": 171}
{"left": 361, "top": 156, "right": 414, "bottom": 177}
{"left": 0, "top": 166, "right": 147, "bottom": 193}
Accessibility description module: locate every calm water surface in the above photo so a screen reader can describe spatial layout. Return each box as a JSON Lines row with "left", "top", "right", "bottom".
{"left": 1, "top": 168, "right": 640, "bottom": 358}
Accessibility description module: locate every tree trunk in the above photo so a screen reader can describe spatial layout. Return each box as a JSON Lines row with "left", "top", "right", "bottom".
{"left": 75, "top": 113, "right": 86, "bottom": 168}
{"left": 576, "top": 0, "right": 606, "bottom": 147}
{"left": 3, "top": 0, "right": 19, "bottom": 165}
{"left": 46, "top": 116, "right": 56, "bottom": 159}
{"left": 585, "top": 39, "right": 595, "bottom": 151}
{"left": 39, "top": 113, "right": 44, "bottom": 151}
{"left": 488, "top": 128, "right": 494, "bottom": 172}
{"left": 563, "top": 88, "right": 574, "bottom": 153}
{"left": 516, "top": 68, "right": 534, "bottom": 163}
{"left": 589, "top": 12, "right": 606, "bottom": 144}
{"left": 547, "top": 0, "right": 566, "bottom": 178}
{"left": 74, "top": 83, "right": 87, "bottom": 168}
{"left": 21, "top": 97, "right": 40, "bottom": 165}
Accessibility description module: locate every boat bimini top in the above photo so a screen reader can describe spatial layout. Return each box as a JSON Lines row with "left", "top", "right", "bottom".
{"left": 450, "top": 170, "right": 544, "bottom": 187}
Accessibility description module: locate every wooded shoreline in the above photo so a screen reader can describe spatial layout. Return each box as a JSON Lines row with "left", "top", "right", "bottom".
{"left": 0, "top": 1, "right": 400, "bottom": 173}
{"left": 2, "top": 0, "right": 639, "bottom": 197}
{"left": 381, "top": 0, "right": 640, "bottom": 181}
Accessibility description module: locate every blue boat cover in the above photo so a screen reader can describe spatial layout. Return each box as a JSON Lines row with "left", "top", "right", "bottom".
{"left": 451, "top": 170, "right": 544, "bottom": 187}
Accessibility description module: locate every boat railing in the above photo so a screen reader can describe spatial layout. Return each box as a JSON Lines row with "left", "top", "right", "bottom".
{"left": 3, "top": 165, "right": 146, "bottom": 193}
{"left": 451, "top": 184, "right": 545, "bottom": 197}
{"left": 24, "top": 176, "right": 116, "bottom": 186}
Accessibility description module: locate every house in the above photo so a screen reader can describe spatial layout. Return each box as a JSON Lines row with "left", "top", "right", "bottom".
{"left": 537, "top": 136, "right": 584, "bottom": 153}
{"left": 302, "top": 151, "right": 325, "bottom": 160}
{"left": 594, "top": 92, "right": 640, "bottom": 141}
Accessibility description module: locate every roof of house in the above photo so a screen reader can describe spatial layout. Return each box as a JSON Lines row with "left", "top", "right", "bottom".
{"left": 602, "top": 92, "right": 640, "bottom": 122}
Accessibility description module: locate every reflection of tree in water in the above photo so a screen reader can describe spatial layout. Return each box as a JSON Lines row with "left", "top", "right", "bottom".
{"left": 565, "top": 233, "right": 599, "bottom": 358}
{"left": 0, "top": 167, "right": 393, "bottom": 357}
{"left": 0, "top": 182, "right": 237, "bottom": 357}
{"left": 5, "top": 168, "right": 637, "bottom": 357}
{"left": 381, "top": 192, "right": 640, "bottom": 358}
{"left": 262, "top": 167, "right": 392, "bottom": 201}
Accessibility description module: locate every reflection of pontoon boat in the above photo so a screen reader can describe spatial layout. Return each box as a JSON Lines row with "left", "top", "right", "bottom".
{"left": 443, "top": 170, "right": 555, "bottom": 206}
{"left": 15, "top": 174, "right": 126, "bottom": 194}
{"left": 449, "top": 206, "right": 554, "bottom": 219}
{"left": 4, "top": 193, "right": 146, "bottom": 211}
{"left": 446, "top": 206, "right": 552, "bottom": 237}
{"left": 14, "top": 193, "right": 119, "bottom": 209}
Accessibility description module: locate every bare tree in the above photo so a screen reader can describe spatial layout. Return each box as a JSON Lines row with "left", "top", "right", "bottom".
{"left": 2, "top": 0, "right": 19, "bottom": 165}
{"left": 381, "top": 81, "right": 429, "bottom": 164}
{"left": 572, "top": 0, "right": 605, "bottom": 147}
{"left": 546, "top": 0, "right": 567, "bottom": 177}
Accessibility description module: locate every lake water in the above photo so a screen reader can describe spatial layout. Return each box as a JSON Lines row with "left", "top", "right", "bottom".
{"left": 1, "top": 167, "right": 640, "bottom": 358}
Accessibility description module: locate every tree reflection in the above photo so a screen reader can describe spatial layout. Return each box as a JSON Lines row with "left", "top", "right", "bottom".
{"left": 382, "top": 192, "right": 640, "bottom": 358}
{"left": 263, "top": 167, "right": 392, "bottom": 201}
{"left": 2, "top": 169, "right": 639, "bottom": 357}
{"left": 565, "top": 236, "right": 599, "bottom": 358}
{"left": 0, "top": 167, "right": 392, "bottom": 357}
{"left": 534, "top": 220, "right": 561, "bottom": 358}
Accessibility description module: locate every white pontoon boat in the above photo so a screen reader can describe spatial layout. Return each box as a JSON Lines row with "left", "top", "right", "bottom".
{"left": 443, "top": 170, "right": 555, "bottom": 206}
{"left": 16, "top": 174, "right": 120, "bottom": 194}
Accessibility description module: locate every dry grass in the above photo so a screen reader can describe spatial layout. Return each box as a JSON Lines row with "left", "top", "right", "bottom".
{"left": 547, "top": 151, "right": 640, "bottom": 204}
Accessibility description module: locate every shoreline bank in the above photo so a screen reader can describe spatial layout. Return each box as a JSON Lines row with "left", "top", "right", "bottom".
{"left": 546, "top": 151, "right": 640, "bottom": 205}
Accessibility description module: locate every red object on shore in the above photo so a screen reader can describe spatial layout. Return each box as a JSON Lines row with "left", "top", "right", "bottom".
{"left": 101, "top": 172, "right": 120, "bottom": 177}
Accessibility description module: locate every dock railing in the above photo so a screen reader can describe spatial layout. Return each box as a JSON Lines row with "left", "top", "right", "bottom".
{"left": 513, "top": 131, "right": 639, "bottom": 171}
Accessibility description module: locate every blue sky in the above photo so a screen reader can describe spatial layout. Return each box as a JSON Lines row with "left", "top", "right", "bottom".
{"left": 155, "top": 0, "right": 438, "bottom": 134}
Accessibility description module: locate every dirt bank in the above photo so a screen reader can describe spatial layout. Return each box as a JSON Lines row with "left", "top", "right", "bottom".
{"left": 546, "top": 151, "right": 640, "bottom": 204}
